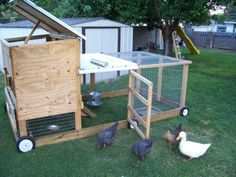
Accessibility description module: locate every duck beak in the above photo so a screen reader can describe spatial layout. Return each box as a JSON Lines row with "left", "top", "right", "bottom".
{"left": 176, "top": 136, "right": 181, "bottom": 141}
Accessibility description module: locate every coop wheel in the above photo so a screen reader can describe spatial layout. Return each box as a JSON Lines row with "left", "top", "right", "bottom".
{"left": 128, "top": 119, "right": 139, "bottom": 129}
{"left": 180, "top": 107, "right": 189, "bottom": 117}
{"left": 16, "top": 136, "right": 35, "bottom": 153}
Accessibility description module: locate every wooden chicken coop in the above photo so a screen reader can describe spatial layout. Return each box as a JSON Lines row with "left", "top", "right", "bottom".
{"left": 1, "top": 0, "right": 192, "bottom": 152}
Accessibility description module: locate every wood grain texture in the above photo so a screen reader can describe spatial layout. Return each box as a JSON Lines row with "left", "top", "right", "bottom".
{"left": 180, "top": 64, "right": 189, "bottom": 107}
{"left": 35, "top": 119, "right": 128, "bottom": 147}
{"left": 11, "top": 39, "right": 81, "bottom": 120}
{"left": 1, "top": 40, "right": 12, "bottom": 76}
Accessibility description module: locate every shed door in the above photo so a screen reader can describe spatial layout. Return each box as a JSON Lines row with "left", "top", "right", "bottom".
{"left": 85, "top": 28, "right": 119, "bottom": 53}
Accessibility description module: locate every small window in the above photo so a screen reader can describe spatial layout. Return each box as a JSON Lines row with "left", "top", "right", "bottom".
{"left": 217, "top": 26, "right": 227, "bottom": 33}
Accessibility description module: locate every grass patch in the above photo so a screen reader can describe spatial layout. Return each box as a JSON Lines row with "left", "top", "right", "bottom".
{"left": 0, "top": 47, "right": 236, "bottom": 177}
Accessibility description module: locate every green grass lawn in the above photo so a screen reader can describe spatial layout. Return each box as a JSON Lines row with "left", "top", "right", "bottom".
{"left": 0, "top": 47, "right": 236, "bottom": 177}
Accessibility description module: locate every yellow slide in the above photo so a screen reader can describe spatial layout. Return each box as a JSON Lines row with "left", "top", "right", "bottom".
{"left": 177, "top": 26, "right": 200, "bottom": 54}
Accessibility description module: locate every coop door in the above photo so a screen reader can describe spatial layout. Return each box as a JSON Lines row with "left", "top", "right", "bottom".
{"left": 127, "top": 70, "right": 153, "bottom": 139}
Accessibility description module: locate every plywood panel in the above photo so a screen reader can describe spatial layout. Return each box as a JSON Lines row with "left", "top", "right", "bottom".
{"left": 11, "top": 39, "right": 81, "bottom": 120}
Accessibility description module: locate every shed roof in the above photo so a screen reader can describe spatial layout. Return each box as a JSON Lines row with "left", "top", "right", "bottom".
{"left": 8, "top": 0, "right": 86, "bottom": 39}
{"left": 0, "top": 17, "right": 106, "bottom": 28}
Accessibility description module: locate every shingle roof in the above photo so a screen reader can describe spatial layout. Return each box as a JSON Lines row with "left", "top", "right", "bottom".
{"left": 0, "top": 17, "right": 105, "bottom": 28}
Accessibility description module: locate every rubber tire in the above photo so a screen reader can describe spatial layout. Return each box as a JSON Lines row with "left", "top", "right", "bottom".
{"left": 180, "top": 107, "right": 189, "bottom": 117}
{"left": 128, "top": 119, "right": 139, "bottom": 129}
{"left": 16, "top": 136, "right": 35, "bottom": 153}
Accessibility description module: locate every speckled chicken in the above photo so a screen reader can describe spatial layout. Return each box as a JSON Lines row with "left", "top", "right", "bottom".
{"left": 164, "top": 123, "right": 182, "bottom": 149}
{"left": 132, "top": 138, "right": 153, "bottom": 160}
{"left": 96, "top": 122, "right": 118, "bottom": 149}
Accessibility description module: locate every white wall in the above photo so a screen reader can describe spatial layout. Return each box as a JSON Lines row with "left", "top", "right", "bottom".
{"left": 0, "top": 28, "right": 48, "bottom": 72}
{"left": 192, "top": 25, "right": 211, "bottom": 32}
{"left": 120, "top": 27, "right": 133, "bottom": 52}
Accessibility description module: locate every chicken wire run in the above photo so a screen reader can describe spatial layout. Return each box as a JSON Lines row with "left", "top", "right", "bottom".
{"left": 81, "top": 52, "right": 191, "bottom": 132}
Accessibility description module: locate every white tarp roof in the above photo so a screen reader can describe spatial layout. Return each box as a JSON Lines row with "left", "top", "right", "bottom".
{"left": 79, "top": 53, "right": 138, "bottom": 74}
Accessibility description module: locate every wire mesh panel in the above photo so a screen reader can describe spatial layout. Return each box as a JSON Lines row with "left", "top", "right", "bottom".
{"left": 140, "top": 65, "right": 183, "bottom": 111}
{"left": 81, "top": 71, "right": 129, "bottom": 128}
{"left": 81, "top": 71, "right": 129, "bottom": 95}
{"left": 26, "top": 112, "right": 75, "bottom": 137}
{"left": 161, "top": 65, "right": 183, "bottom": 106}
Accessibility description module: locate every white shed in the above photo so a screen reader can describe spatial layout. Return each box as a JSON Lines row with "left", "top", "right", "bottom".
{"left": 0, "top": 17, "right": 133, "bottom": 72}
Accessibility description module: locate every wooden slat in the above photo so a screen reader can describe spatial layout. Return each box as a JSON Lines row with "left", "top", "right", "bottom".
{"left": 75, "top": 40, "right": 82, "bottom": 130}
{"left": 150, "top": 108, "right": 181, "bottom": 122}
{"left": 82, "top": 106, "right": 97, "bottom": 118}
{"left": 18, "top": 120, "right": 27, "bottom": 137}
{"left": 90, "top": 73, "right": 95, "bottom": 91}
{"left": 35, "top": 119, "right": 128, "bottom": 147}
{"left": 139, "top": 60, "right": 192, "bottom": 69}
{"left": 128, "top": 87, "right": 148, "bottom": 106}
{"left": 127, "top": 72, "right": 133, "bottom": 121}
{"left": 160, "top": 96, "right": 180, "bottom": 108}
{"left": 6, "top": 34, "right": 50, "bottom": 43}
{"left": 82, "top": 89, "right": 128, "bottom": 101}
{"left": 6, "top": 86, "right": 16, "bottom": 106}
{"left": 1, "top": 40, "right": 12, "bottom": 77}
{"left": 24, "top": 21, "right": 40, "bottom": 44}
{"left": 5, "top": 88, "right": 18, "bottom": 140}
{"left": 145, "top": 84, "right": 153, "bottom": 138}
{"left": 127, "top": 105, "right": 147, "bottom": 128}
{"left": 130, "top": 70, "right": 153, "bottom": 86}
{"left": 157, "top": 67, "right": 163, "bottom": 101}
{"left": 180, "top": 64, "right": 189, "bottom": 107}
{"left": 11, "top": 39, "right": 80, "bottom": 120}
{"left": 128, "top": 118, "right": 145, "bottom": 139}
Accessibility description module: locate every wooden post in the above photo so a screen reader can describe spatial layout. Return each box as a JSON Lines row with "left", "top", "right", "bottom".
{"left": 24, "top": 21, "right": 40, "bottom": 44}
{"left": 157, "top": 66, "right": 163, "bottom": 101}
{"left": 75, "top": 40, "right": 82, "bottom": 130}
{"left": 90, "top": 73, "right": 95, "bottom": 91}
{"left": 127, "top": 72, "right": 133, "bottom": 121}
{"left": 18, "top": 120, "right": 27, "bottom": 137}
{"left": 180, "top": 64, "right": 189, "bottom": 107}
{"left": 145, "top": 83, "right": 153, "bottom": 138}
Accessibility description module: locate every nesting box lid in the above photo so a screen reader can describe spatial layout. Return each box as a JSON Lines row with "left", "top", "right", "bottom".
{"left": 9, "top": 0, "right": 86, "bottom": 40}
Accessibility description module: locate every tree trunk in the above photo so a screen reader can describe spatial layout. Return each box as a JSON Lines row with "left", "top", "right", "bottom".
{"left": 162, "top": 26, "right": 173, "bottom": 56}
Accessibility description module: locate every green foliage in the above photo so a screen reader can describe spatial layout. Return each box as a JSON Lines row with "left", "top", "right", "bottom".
{"left": 211, "top": 13, "right": 226, "bottom": 23}
{"left": 225, "top": 4, "right": 236, "bottom": 21}
{"left": 53, "top": 0, "right": 112, "bottom": 18}
{"left": 0, "top": 4, "right": 21, "bottom": 23}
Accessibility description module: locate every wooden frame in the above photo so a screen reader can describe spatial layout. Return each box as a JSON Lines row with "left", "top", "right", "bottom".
{"left": 127, "top": 70, "right": 153, "bottom": 139}
{"left": 1, "top": 32, "right": 191, "bottom": 149}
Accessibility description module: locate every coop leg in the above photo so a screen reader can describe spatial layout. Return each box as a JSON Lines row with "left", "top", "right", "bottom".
{"left": 180, "top": 64, "right": 189, "bottom": 107}
{"left": 18, "top": 120, "right": 27, "bottom": 137}
{"left": 157, "top": 66, "right": 163, "bottom": 101}
{"left": 90, "top": 73, "right": 95, "bottom": 91}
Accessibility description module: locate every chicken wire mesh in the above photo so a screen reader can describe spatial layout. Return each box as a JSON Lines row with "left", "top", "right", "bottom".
{"left": 131, "top": 64, "right": 183, "bottom": 118}
{"left": 81, "top": 71, "right": 129, "bottom": 128}
{"left": 26, "top": 112, "right": 75, "bottom": 137}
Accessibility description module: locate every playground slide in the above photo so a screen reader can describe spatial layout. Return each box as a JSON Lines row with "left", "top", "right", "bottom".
{"left": 177, "top": 26, "right": 200, "bottom": 54}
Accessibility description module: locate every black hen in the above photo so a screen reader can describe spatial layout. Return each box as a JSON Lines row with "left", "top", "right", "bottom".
{"left": 96, "top": 122, "right": 118, "bottom": 149}
{"left": 132, "top": 138, "right": 153, "bottom": 160}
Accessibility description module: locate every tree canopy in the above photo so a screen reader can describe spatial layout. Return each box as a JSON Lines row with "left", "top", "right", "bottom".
{"left": 1, "top": 0, "right": 235, "bottom": 55}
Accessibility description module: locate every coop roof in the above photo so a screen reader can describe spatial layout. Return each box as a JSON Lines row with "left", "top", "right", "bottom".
{"left": 108, "top": 51, "right": 192, "bottom": 67}
{"left": 0, "top": 17, "right": 106, "bottom": 28}
{"left": 8, "top": 0, "right": 86, "bottom": 39}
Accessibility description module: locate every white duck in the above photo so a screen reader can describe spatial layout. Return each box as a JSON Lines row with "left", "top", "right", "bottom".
{"left": 176, "top": 131, "right": 211, "bottom": 160}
